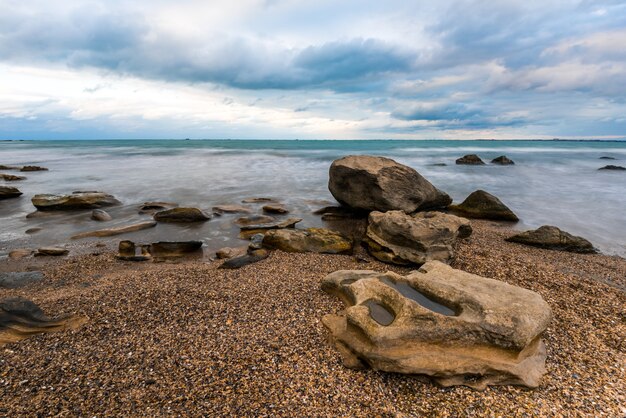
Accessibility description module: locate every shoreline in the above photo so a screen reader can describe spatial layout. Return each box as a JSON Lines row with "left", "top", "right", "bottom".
{"left": 1, "top": 220, "right": 624, "bottom": 416}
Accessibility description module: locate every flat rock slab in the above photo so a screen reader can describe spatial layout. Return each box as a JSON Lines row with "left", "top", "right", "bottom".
{"left": 0, "top": 174, "right": 26, "bottom": 181}
{"left": 0, "top": 297, "right": 87, "bottom": 347}
{"left": 234, "top": 215, "right": 276, "bottom": 226}
{"left": 0, "top": 272, "right": 45, "bottom": 289}
{"left": 240, "top": 217, "right": 301, "bottom": 233}
{"left": 35, "top": 247, "right": 69, "bottom": 256}
{"left": 0, "top": 186, "right": 23, "bottom": 199}
{"left": 138, "top": 202, "right": 178, "bottom": 214}
{"left": 263, "top": 228, "right": 353, "bottom": 254}
{"left": 456, "top": 154, "right": 485, "bottom": 165}
{"left": 212, "top": 205, "right": 252, "bottom": 214}
{"left": 598, "top": 165, "right": 625, "bottom": 171}
{"left": 321, "top": 261, "right": 552, "bottom": 389}
{"left": 91, "top": 209, "right": 112, "bottom": 221}
{"left": 506, "top": 225, "right": 597, "bottom": 253}
{"left": 9, "top": 249, "right": 34, "bottom": 260}
{"left": 32, "top": 192, "right": 120, "bottom": 210}
{"left": 71, "top": 221, "right": 157, "bottom": 239}
{"left": 153, "top": 207, "right": 211, "bottom": 222}
{"left": 449, "top": 190, "right": 519, "bottom": 221}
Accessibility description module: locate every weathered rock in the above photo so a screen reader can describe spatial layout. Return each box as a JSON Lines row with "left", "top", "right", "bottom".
{"left": 153, "top": 207, "right": 211, "bottom": 222}
{"left": 598, "top": 165, "right": 625, "bottom": 171}
{"left": 449, "top": 190, "right": 519, "bottom": 221}
{"left": 248, "top": 233, "right": 265, "bottom": 251}
{"left": 241, "top": 197, "right": 277, "bottom": 204}
{"left": 215, "top": 246, "right": 246, "bottom": 259}
{"left": 429, "top": 163, "right": 447, "bottom": 167}
{"left": 35, "top": 247, "right": 69, "bottom": 256}
{"left": 456, "top": 154, "right": 485, "bottom": 165}
{"left": 506, "top": 225, "right": 597, "bottom": 253}
{"left": 234, "top": 215, "right": 276, "bottom": 226}
{"left": 0, "top": 186, "right": 22, "bottom": 199}
{"left": 1, "top": 297, "right": 87, "bottom": 346}
{"left": 328, "top": 155, "right": 452, "bottom": 213}
{"left": 116, "top": 240, "right": 151, "bottom": 261}
{"left": 20, "top": 165, "right": 48, "bottom": 172}
{"left": 71, "top": 221, "right": 157, "bottom": 239}
{"left": 239, "top": 217, "right": 302, "bottom": 236}
{"left": 0, "top": 165, "right": 19, "bottom": 170}
{"left": 212, "top": 204, "right": 252, "bottom": 214}
{"left": 491, "top": 155, "right": 515, "bottom": 165}
{"left": 263, "top": 228, "right": 353, "bottom": 254}
{"left": 313, "top": 206, "right": 363, "bottom": 221}
{"left": 0, "top": 174, "right": 26, "bottom": 181}
{"left": 219, "top": 249, "right": 270, "bottom": 269}
{"left": 262, "top": 204, "right": 289, "bottom": 214}
{"left": 138, "top": 201, "right": 178, "bottom": 214}
{"left": 9, "top": 249, "right": 34, "bottom": 260}
{"left": 0, "top": 271, "right": 44, "bottom": 288}
{"left": 25, "top": 227, "right": 42, "bottom": 234}
{"left": 321, "top": 261, "right": 552, "bottom": 389}
{"left": 149, "top": 241, "right": 203, "bottom": 259}
{"left": 363, "top": 211, "right": 472, "bottom": 265}
{"left": 32, "top": 192, "right": 121, "bottom": 210}
{"left": 91, "top": 209, "right": 112, "bottom": 221}
{"left": 599, "top": 156, "right": 616, "bottom": 160}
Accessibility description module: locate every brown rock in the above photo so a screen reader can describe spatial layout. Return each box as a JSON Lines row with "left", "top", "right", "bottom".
{"left": 116, "top": 241, "right": 151, "bottom": 261}
{"left": 25, "top": 227, "right": 42, "bottom": 234}
{"left": 491, "top": 155, "right": 515, "bottom": 165}
{"left": 449, "top": 190, "right": 519, "bottom": 221}
{"left": 0, "top": 174, "right": 26, "bottom": 181}
{"left": 35, "top": 247, "right": 69, "bottom": 256}
{"left": 138, "top": 202, "right": 178, "bottom": 214}
{"left": 321, "top": 261, "right": 552, "bottom": 389}
{"left": 263, "top": 228, "right": 353, "bottom": 254}
{"left": 71, "top": 221, "right": 157, "bottom": 239}
{"left": 239, "top": 217, "right": 301, "bottom": 233}
{"left": 262, "top": 204, "right": 289, "bottom": 214}
{"left": 8, "top": 249, "right": 33, "bottom": 260}
{"left": 218, "top": 249, "right": 270, "bottom": 269}
{"left": 149, "top": 241, "right": 203, "bottom": 258}
{"left": 456, "top": 154, "right": 485, "bottom": 165}
{"left": 20, "top": 165, "right": 48, "bottom": 172}
{"left": 153, "top": 207, "right": 211, "bottom": 222}
{"left": 234, "top": 215, "right": 276, "bottom": 226}
{"left": 505, "top": 225, "right": 597, "bottom": 253}
{"left": 91, "top": 209, "right": 112, "bottom": 221}
{"left": 212, "top": 204, "right": 252, "bottom": 214}
{"left": 32, "top": 192, "right": 121, "bottom": 210}
{"left": 0, "top": 186, "right": 23, "bottom": 199}
{"left": 598, "top": 165, "right": 625, "bottom": 171}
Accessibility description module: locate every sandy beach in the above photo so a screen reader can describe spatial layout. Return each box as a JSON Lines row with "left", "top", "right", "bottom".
{"left": 1, "top": 220, "right": 624, "bottom": 417}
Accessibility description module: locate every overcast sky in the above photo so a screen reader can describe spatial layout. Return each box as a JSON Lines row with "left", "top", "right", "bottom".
{"left": 1, "top": 0, "right": 625, "bottom": 140}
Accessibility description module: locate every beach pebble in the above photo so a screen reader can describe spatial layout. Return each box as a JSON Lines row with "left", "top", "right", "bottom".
{"left": 91, "top": 209, "right": 112, "bottom": 221}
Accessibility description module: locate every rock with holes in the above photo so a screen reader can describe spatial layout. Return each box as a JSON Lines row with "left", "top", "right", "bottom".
{"left": 321, "top": 261, "right": 552, "bottom": 389}
{"left": 328, "top": 155, "right": 452, "bottom": 213}
{"left": 363, "top": 210, "right": 472, "bottom": 265}
{"left": 32, "top": 192, "right": 120, "bottom": 210}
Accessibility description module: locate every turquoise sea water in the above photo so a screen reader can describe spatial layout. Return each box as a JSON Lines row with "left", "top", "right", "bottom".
{"left": 1, "top": 139, "right": 625, "bottom": 256}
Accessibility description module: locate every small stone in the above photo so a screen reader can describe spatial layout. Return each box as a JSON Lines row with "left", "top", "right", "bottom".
{"left": 598, "top": 165, "right": 625, "bottom": 171}
{"left": 262, "top": 204, "right": 289, "bottom": 214}
{"left": 91, "top": 209, "right": 112, "bottom": 221}
{"left": 0, "top": 271, "right": 44, "bottom": 288}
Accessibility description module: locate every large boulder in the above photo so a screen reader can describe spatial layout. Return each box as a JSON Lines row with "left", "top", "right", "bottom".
{"left": 263, "top": 228, "right": 352, "bottom": 254}
{"left": 0, "top": 186, "right": 22, "bottom": 199}
{"left": 153, "top": 207, "right": 211, "bottom": 222}
{"left": 321, "top": 261, "right": 552, "bottom": 389}
{"left": 449, "top": 190, "right": 519, "bottom": 221}
{"left": 505, "top": 225, "right": 597, "bottom": 253}
{"left": 363, "top": 211, "right": 471, "bottom": 265}
{"left": 32, "top": 192, "right": 120, "bottom": 210}
{"left": 328, "top": 155, "right": 451, "bottom": 213}
{"left": 456, "top": 154, "right": 485, "bottom": 165}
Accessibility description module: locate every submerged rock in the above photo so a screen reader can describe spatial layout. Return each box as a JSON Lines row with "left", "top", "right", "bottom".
{"left": 153, "top": 207, "right": 211, "bottom": 222}
{"left": 262, "top": 204, "right": 289, "bottom": 214}
{"left": 8, "top": 249, "right": 34, "bottom": 260}
{"left": 506, "top": 225, "right": 597, "bottom": 253}
{"left": 328, "top": 155, "right": 452, "bottom": 213}
{"left": 491, "top": 155, "right": 515, "bottom": 165}
{"left": 0, "top": 174, "right": 26, "bottom": 181}
{"left": 71, "top": 221, "right": 157, "bottom": 239}
{"left": 263, "top": 228, "right": 353, "bottom": 254}
{"left": 212, "top": 204, "right": 252, "bottom": 214}
{"left": 456, "top": 154, "right": 485, "bottom": 165}
{"left": 20, "top": 165, "right": 48, "bottom": 172}
{"left": 599, "top": 156, "right": 616, "bottom": 160}
{"left": 35, "top": 247, "right": 69, "bottom": 256}
{"left": 321, "top": 261, "right": 552, "bottom": 389}
{"left": 363, "top": 211, "right": 472, "bottom": 265}
{"left": 449, "top": 190, "right": 519, "bottom": 221}
{"left": 0, "top": 297, "right": 87, "bottom": 347}
{"left": 0, "top": 271, "right": 44, "bottom": 288}
{"left": 0, "top": 186, "right": 23, "bottom": 199}
{"left": 91, "top": 209, "right": 112, "bottom": 221}
{"left": 598, "top": 165, "right": 625, "bottom": 171}
{"left": 32, "top": 192, "right": 121, "bottom": 210}
{"left": 239, "top": 217, "right": 302, "bottom": 237}
{"left": 241, "top": 197, "right": 277, "bottom": 204}
{"left": 234, "top": 215, "right": 276, "bottom": 226}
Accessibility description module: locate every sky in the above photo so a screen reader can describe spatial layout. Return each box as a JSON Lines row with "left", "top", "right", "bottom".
{"left": 1, "top": 0, "right": 625, "bottom": 140}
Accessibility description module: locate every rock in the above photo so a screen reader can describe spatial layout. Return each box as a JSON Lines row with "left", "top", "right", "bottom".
{"left": 212, "top": 205, "right": 252, "bottom": 214}
{"left": 241, "top": 197, "right": 277, "bottom": 204}
{"left": 0, "top": 186, "right": 22, "bottom": 199}
{"left": 219, "top": 249, "right": 270, "bottom": 269}
{"left": 138, "top": 201, "right": 178, "bottom": 214}
{"left": 313, "top": 206, "right": 363, "bottom": 221}
{"left": 35, "top": 247, "right": 69, "bottom": 256}
{"left": 248, "top": 233, "right": 265, "bottom": 251}
{"left": 328, "top": 155, "right": 452, "bottom": 213}
{"left": 429, "top": 163, "right": 447, "bottom": 167}
{"left": 20, "top": 165, "right": 48, "bottom": 172}
{"left": 149, "top": 241, "right": 203, "bottom": 259}
{"left": 71, "top": 221, "right": 157, "bottom": 239}
{"left": 456, "top": 154, "right": 485, "bottom": 165}
{"left": 491, "top": 155, "right": 515, "bottom": 165}
{"left": 0, "top": 165, "right": 19, "bottom": 170}
{"left": 0, "top": 174, "right": 26, "bottom": 181}
{"left": 321, "top": 261, "right": 552, "bottom": 389}
{"left": 216, "top": 247, "right": 246, "bottom": 259}
{"left": 598, "top": 165, "right": 625, "bottom": 171}
{"left": 363, "top": 211, "right": 472, "bottom": 265}
{"left": 9, "top": 249, "right": 34, "bottom": 259}
{"left": 116, "top": 240, "right": 151, "bottom": 261}
{"left": 599, "top": 156, "right": 616, "bottom": 160}
{"left": 0, "top": 297, "right": 88, "bottom": 346}
{"left": 0, "top": 271, "right": 43, "bottom": 288}
{"left": 505, "top": 225, "right": 597, "bottom": 253}
{"left": 448, "top": 190, "right": 519, "bottom": 221}
{"left": 239, "top": 217, "right": 302, "bottom": 234}
{"left": 263, "top": 228, "right": 353, "bottom": 254}
{"left": 153, "top": 207, "right": 211, "bottom": 222}
{"left": 234, "top": 215, "right": 276, "bottom": 226}
{"left": 91, "top": 209, "right": 112, "bottom": 221}
{"left": 262, "top": 204, "right": 289, "bottom": 214}
{"left": 32, "top": 192, "right": 121, "bottom": 210}
{"left": 25, "top": 227, "right": 42, "bottom": 234}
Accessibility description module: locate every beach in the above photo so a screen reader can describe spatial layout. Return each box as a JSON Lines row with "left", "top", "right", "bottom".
{"left": 0, "top": 221, "right": 624, "bottom": 417}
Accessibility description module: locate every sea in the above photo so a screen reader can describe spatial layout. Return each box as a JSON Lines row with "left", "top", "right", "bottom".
{"left": 1, "top": 139, "right": 625, "bottom": 257}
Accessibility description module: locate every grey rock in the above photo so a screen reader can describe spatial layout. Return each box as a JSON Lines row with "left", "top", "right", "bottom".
{"left": 506, "top": 225, "right": 597, "bottom": 253}
{"left": 0, "top": 272, "right": 44, "bottom": 288}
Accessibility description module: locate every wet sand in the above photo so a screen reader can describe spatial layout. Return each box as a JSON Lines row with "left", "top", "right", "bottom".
{"left": 0, "top": 221, "right": 624, "bottom": 417}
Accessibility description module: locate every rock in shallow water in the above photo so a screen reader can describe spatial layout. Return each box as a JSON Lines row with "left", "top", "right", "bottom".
{"left": 456, "top": 154, "right": 485, "bottom": 165}
{"left": 153, "top": 207, "right": 211, "bottom": 222}
{"left": 598, "top": 165, "right": 625, "bottom": 171}
{"left": 449, "top": 190, "right": 519, "bottom": 221}
{"left": 321, "top": 261, "right": 552, "bottom": 389}
{"left": 0, "top": 186, "right": 23, "bottom": 199}
{"left": 0, "top": 174, "right": 26, "bottom": 181}
{"left": 491, "top": 155, "right": 515, "bottom": 165}
{"left": 0, "top": 271, "right": 44, "bottom": 288}
{"left": 35, "top": 247, "right": 69, "bottom": 256}
{"left": 506, "top": 225, "right": 597, "bottom": 253}
{"left": 363, "top": 211, "right": 471, "bottom": 265}
{"left": 32, "top": 192, "right": 120, "bottom": 210}
{"left": 218, "top": 249, "right": 269, "bottom": 269}
{"left": 91, "top": 209, "right": 112, "bottom": 221}
{"left": 262, "top": 228, "right": 353, "bottom": 254}
{"left": 328, "top": 155, "right": 452, "bottom": 213}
